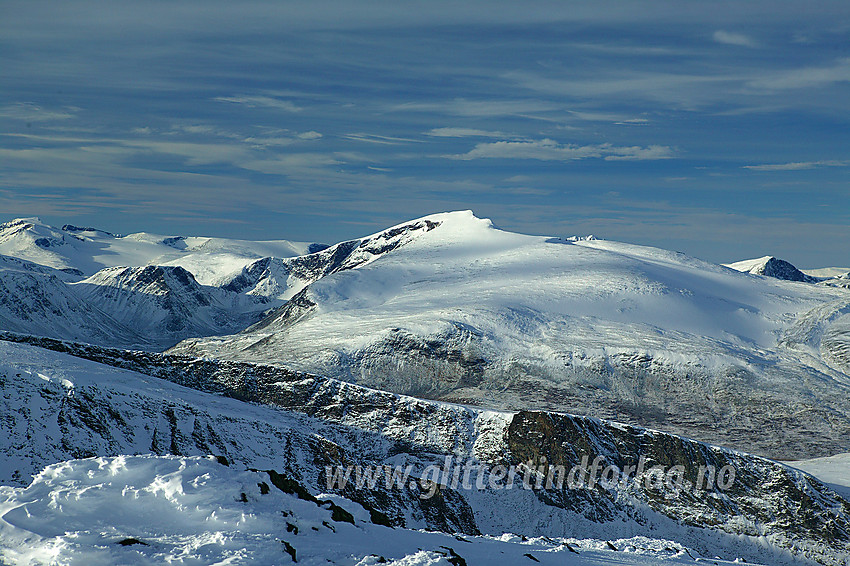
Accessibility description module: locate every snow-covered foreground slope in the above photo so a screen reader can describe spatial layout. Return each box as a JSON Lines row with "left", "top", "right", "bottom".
{"left": 0, "top": 217, "right": 319, "bottom": 282}
{"left": 2, "top": 338, "right": 849, "bottom": 565}
{"left": 171, "top": 211, "right": 850, "bottom": 458}
{"left": 0, "top": 455, "right": 759, "bottom": 566}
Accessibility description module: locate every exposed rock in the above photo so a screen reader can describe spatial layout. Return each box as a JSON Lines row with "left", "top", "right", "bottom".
{"left": 1, "top": 334, "right": 848, "bottom": 565}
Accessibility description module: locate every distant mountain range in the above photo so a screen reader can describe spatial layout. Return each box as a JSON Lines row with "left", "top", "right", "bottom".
{"left": 2, "top": 212, "right": 850, "bottom": 564}
{"left": 2, "top": 212, "right": 850, "bottom": 457}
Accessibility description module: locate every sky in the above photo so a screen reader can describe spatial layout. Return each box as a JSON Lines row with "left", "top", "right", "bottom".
{"left": 1, "top": 0, "right": 848, "bottom": 267}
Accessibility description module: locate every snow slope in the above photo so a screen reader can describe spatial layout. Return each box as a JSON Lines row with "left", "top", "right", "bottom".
{"left": 789, "top": 453, "right": 850, "bottom": 501}
{"left": 2, "top": 338, "right": 847, "bottom": 565}
{"left": 804, "top": 268, "right": 850, "bottom": 279}
{"left": 0, "top": 455, "right": 756, "bottom": 566}
{"left": 171, "top": 211, "right": 850, "bottom": 458}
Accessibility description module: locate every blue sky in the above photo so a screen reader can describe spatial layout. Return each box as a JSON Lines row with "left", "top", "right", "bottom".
{"left": 1, "top": 1, "right": 848, "bottom": 266}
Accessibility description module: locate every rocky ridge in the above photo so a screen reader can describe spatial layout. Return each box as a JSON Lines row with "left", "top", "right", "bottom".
{"left": 1, "top": 334, "right": 848, "bottom": 565}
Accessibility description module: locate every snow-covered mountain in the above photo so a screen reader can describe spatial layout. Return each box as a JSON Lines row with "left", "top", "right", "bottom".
{"left": 726, "top": 257, "right": 850, "bottom": 290}
{"left": 0, "top": 217, "right": 328, "bottom": 348}
{"left": 1, "top": 338, "right": 848, "bottom": 565}
{"left": 0, "top": 217, "right": 322, "bottom": 283}
{"left": 4, "top": 211, "right": 850, "bottom": 564}
{"left": 0, "top": 253, "right": 268, "bottom": 349}
{"left": 725, "top": 255, "right": 818, "bottom": 283}
{"left": 4, "top": 211, "right": 850, "bottom": 456}
{"left": 169, "top": 211, "right": 850, "bottom": 459}
{"left": 0, "top": 255, "right": 149, "bottom": 347}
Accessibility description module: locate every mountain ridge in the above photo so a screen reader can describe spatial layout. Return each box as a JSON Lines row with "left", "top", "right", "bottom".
{"left": 0, "top": 216, "right": 320, "bottom": 283}
{"left": 1, "top": 336, "right": 848, "bottom": 565}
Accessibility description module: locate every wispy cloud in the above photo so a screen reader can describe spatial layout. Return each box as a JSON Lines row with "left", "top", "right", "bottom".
{"left": 213, "top": 96, "right": 302, "bottom": 112}
{"left": 450, "top": 138, "right": 674, "bottom": 162}
{"left": 425, "top": 127, "right": 506, "bottom": 138}
{"left": 0, "top": 129, "right": 341, "bottom": 193}
{"left": 0, "top": 103, "right": 76, "bottom": 122}
{"left": 242, "top": 154, "right": 340, "bottom": 175}
{"left": 568, "top": 42, "right": 684, "bottom": 56}
{"left": 602, "top": 145, "right": 674, "bottom": 160}
{"left": 743, "top": 160, "right": 850, "bottom": 171}
{"left": 395, "top": 99, "right": 559, "bottom": 117}
{"left": 713, "top": 30, "right": 758, "bottom": 47}
{"left": 746, "top": 58, "right": 850, "bottom": 90}
{"left": 122, "top": 140, "right": 254, "bottom": 166}
{"left": 504, "top": 70, "right": 735, "bottom": 108}
{"left": 342, "top": 133, "right": 423, "bottom": 145}
{"left": 567, "top": 110, "right": 650, "bottom": 124}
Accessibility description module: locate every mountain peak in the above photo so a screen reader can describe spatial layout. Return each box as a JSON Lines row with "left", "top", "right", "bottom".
{"left": 366, "top": 210, "right": 493, "bottom": 242}
{"left": 725, "top": 255, "right": 816, "bottom": 283}
{"left": 1, "top": 217, "right": 49, "bottom": 235}
{"left": 425, "top": 209, "right": 494, "bottom": 230}
{"left": 3, "top": 216, "right": 44, "bottom": 226}
{"left": 61, "top": 224, "right": 117, "bottom": 237}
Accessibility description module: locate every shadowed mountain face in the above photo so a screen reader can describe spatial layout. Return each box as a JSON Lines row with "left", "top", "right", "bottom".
{"left": 0, "top": 254, "right": 268, "bottom": 350}
{"left": 756, "top": 257, "right": 816, "bottom": 282}
{"left": 726, "top": 255, "right": 817, "bottom": 283}
{"left": 72, "top": 265, "right": 266, "bottom": 344}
